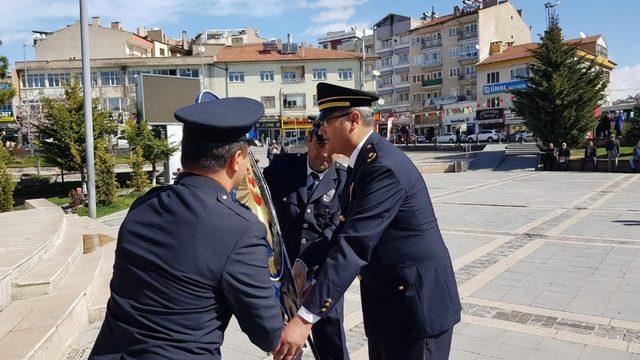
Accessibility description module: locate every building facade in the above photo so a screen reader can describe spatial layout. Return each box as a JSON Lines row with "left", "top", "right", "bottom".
{"left": 384, "top": 1, "right": 531, "bottom": 139}
{"left": 475, "top": 35, "right": 616, "bottom": 135}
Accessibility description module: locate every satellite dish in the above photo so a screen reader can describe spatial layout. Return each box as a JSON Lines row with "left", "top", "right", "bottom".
{"left": 198, "top": 46, "right": 205, "bottom": 54}
{"left": 579, "top": 32, "right": 586, "bottom": 39}
{"left": 475, "top": 44, "right": 480, "bottom": 50}
{"left": 377, "top": 98, "right": 385, "bottom": 105}
{"left": 372, "top": 70, "right": 381, "bottom": 77}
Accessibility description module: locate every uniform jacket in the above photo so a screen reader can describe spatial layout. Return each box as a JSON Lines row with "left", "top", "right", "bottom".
{"left": 263, "top": 153, "right": 347, "bottom": 276}
{"left": 89, "top": 173, "right": 283, "bottom": 360}
{"left": 302, "top": 131, "right": 461, "bottom": 340}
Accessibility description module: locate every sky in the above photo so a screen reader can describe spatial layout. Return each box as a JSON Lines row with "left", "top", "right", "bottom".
{"left": 1, "top": 0, "right": 639, "bottom": 99}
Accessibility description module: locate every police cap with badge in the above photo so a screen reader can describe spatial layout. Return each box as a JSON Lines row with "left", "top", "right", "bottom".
{"left": 314, "top": 82, "right": 380, "bottom": 124}
{"left": 174, "top": 97, "right": 264, "bottom": 145}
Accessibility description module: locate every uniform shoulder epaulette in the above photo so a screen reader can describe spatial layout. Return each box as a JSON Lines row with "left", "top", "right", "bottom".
{"left": 364, "top": 143, "right": 379, "bottom": 164}
{"left": 335, "top": 162, "right": 347, "bottom": 171}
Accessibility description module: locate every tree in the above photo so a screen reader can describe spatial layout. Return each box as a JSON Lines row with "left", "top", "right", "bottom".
{"left": 128, "top": 146, "right": 149, "bottom": 192}
{"left": 124, "top": 119, "right": 178, "bottom": 185}
{"left": 510, "top": 17, "right": 609, "bottom": 147}
{"left": 38, "top": 77, "right": 117, "bottom": 188}
{"left": 0, "top": 55, "right": 15, "bottom": 106}
{"left": 0, "top": 144, "right": 15, "bottom": 212}
{"left": 624, "top": 103, "right": 640, "bottom": 146}
{"left": 95, "top": 138, "right": 117, "bottom": 205}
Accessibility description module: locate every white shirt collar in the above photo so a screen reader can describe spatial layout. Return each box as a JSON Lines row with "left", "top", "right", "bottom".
{"left": 307, "top": 161, "right": 328, "bottom": 180}
{"left": 348, "top": 130, "right": 374, "bottom": 168}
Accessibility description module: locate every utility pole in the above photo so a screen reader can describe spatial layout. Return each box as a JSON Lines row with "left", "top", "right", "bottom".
{"left": 22, "top": 43, "right": 30, "bottom": 146}
{"left": 79, "top": 0, "right": 97, "bottom": 219}
{"left": 361, "top": 28, "right": 366, "bottom": 90}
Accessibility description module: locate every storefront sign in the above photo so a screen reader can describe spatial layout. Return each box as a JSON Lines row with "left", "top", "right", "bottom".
{"left": 256, "top": 117, "right": 280, "bottom": 130}
{"left": 476, "top": 108, "right": 504, "bottom": 121}
{"left": 281, "top": 116, "right": 312, "bottom": 129}
{"left": 483, "top": 80, "right": 528, "bottom": 95}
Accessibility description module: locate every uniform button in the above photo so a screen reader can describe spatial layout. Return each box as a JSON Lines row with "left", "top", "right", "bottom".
{"left": 321, "top": 307, "right": 327, "bottom": 312}
{"left": 282, "top": 197, "right": 286, "bottom": 202}
{"left": 326, "top": 298, "right": 332, "bottom": 303}
{"left": 221, "top": 195, "right": 228, "bottom": 200}
{"left": 398, "top": 285, "right": 405, "bottom": 291}
{"left": 301, "top": 239, "right": 307, "bottom": 245}
{"left": 306, "top": 208, "right": 311, "bottom": 214}
{"left": 303, "top": 223, "right": 309, "bottom": 229}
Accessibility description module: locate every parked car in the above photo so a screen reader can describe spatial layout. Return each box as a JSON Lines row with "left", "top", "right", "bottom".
{"left": 110, "top": 135, "right": 130, "bottom": 149}
{"left": 432, "top": 132, "right": 457, "bottom": 143}
{"left": 466, "top": 130, "right": 501, "bottom": 143}
{"left": 415, "top": 134, "right": 428, "bottom": 144}
{"left": 509, "top": 130, "right": 536, "bottom": 142}
{"left": 394, "top": 132, "right": 415, "bottom": 144}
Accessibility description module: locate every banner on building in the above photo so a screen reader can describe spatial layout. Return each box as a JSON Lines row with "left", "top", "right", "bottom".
{"left": 482, "top": 80, "right": 528, "bottom": 95}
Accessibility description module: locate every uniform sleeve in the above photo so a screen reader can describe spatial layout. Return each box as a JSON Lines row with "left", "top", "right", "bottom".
{"left": 220, "top": 222, "right": 284, "bottom": 352}
{"left": 302, "top": 164, "right": 405, "bottom": 317}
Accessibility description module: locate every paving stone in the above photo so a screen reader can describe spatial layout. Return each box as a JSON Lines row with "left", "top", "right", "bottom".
{"left": 579, "top": 345, "right": 633, "bottom": 360}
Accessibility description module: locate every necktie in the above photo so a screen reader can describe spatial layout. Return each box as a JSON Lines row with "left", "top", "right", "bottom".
{"left": 307, "top": 172, "right": 320, "bottom": 200}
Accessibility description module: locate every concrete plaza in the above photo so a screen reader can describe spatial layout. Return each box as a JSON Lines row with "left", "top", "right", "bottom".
{"left": 68, "top": 156, "right": 640, "bottom": 360}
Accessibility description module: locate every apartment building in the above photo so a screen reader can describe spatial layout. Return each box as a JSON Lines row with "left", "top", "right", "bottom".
{"left": 476, "top": 35, "right": 616, "bottom": 135}
{"left": 14, "top": 38, "right": 373, "bottom": 144}
{"left": 373, "top": 14, "right": 424, "bottom": 134}
{"left": 404, "top": 0, "right": 531, "bottom": 139}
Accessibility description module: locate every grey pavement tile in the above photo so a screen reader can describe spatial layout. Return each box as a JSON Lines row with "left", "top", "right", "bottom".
{"left": 457, "top": 324, "right": 506, "bottom": 341}
{"left": 526, "top": 349, "right": 578, "bottom": 360}
{"left": 482, "top": 341, "right": 532, "bottom": 360}
{"left": 579, "top": 345, "right": 633, "bottom": 360}
{"left": 220, "top": 347, "right": 263, "bottom": 360}
{"left": 494, "top": 331, "right": 543, "bottom": 349}
{"left": 536, "top": 338, "right": 586, "bottom": 357}
{"left": 452, "top": 334, "right": 492, "bottom": 354}
{"left": 450, "top": 349, "right": 480, "bottom": 360}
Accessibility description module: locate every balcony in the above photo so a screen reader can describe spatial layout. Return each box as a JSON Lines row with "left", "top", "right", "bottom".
{"left": 422, "top": 60, "right": 442, "bottom": 70}
{"left": 424, "top": 95, "right": 464, "bottom": 107}
{"left": 282, "top": 105, "right": 306, "bottom": 111}
{"left": 459, "top": 73, "right": 477, "bottom": 82}
{"left": 460, "top": 94, "right": 478, "bottom": 101}
{"left": 421, "top": 39, "right": 442, "bottom": 49}
{"left": 458, "top": 31, "right": 478, "bottom": 41}
{"left": 281, "top": 78, "right": 306, "bottom": 85}
{"left": 458, "top": 52, "right": 479, "bottom": 63}
{"left": 422, "top": 78, "right": 443, "bottom": 87}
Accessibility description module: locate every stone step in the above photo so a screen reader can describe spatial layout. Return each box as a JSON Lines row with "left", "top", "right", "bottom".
{"left": 12, "top": 215, "right": 86, "bottom": 300}
{"left": 0, "top": 203, "right": 65, "bottom": 311}
{"left": 0, "top": 234, "right": 111, "bottom": 360}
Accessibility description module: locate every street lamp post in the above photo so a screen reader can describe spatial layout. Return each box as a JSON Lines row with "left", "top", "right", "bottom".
{"left": 79, "top": 0, "right": 97, "bottom": 219}
{"left": 22, "top": 43, "right": 30, "bottom": 147}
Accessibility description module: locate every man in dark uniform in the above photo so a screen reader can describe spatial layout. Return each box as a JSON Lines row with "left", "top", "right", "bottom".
{"left": 90, "top": 97, "right": 283, "bottom": 360}
{"left": 264, "top": 125, "right": 348, "bottom": 360}
{"left": 276, "top": 83, "right": 461, "bottom": 360}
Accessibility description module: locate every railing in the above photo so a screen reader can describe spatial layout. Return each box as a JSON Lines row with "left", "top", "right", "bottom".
{"left": 281, "top": 78, "right": 305, "bottom": 84}
{"left": 282, "top": 105, "right": 306, "bottom": 110}
{"left": 459, "top": 73, "right": 477, "bottom": 81}
{"left": 422, "top": 78, "right": 443, "bottom": 87}
{"left": 458, "top": 31, "right": 478, "bottom": 41}
{"left": 422, "top": 60, "right": 442, "bottom": 69}
{"left": 460, "top": 94, "right": 478, "bottom": 101}
{"left": 459, "top": 52, "right": 479, "bottom": 62}
{"left": 421, "top": 39, "right": 443, "bottom": 49}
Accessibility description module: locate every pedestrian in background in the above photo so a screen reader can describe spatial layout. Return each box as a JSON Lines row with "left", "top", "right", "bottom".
{"left": 630, "top": 140, "right": 640, "bottom": 172}
{"left": 543, "top": 143, "right": 557, "bottom": 171}
{"left": 605, "top": 134, "right": 620, "bottom": 172}
{"left": 583, "top": 140, "right": 597, "bottom": 171}
{"left": 557, "top": 142, "right": 571, "bottom": 171}
{"left": 267, "top": 140, "right": 280, "bottom": 165}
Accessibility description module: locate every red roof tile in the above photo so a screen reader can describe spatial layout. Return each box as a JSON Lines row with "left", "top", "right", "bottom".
{"left": 216, "top": 44, "right": 364, "bottom": 62}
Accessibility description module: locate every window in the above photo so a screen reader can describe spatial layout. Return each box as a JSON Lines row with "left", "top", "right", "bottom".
{"left": 338, "top": 68, "right": 352, "bottom": 80}
{"left": 261, "top": 96, "right": 276, "bottom": 109}
{"left": 152, "top": 69, "right": 176, "bottom": 76}
{"left": 313, "top": 95, "right": 318, "bottom": 105}
{"left": 282, "top": 93, "right": 305, "bottom": 109}
{"left": 449, "top": 48, "right": 458, "bottom": 58}
{"left": 413, "top": 93, "right": 424, "bottom": 103}
{"left": 126, "top": 45, "right": 134, "bottom": 55}
{"left": 78, "top": 72, "right": 99, "bottom": 86}
{"left": 127, "top": 69, "right": 152, "bottom": 84}
{"left": 459, "top": 42, "right": 478, "bottom": 59}
{"left": 413, "top": 74, "right": 424, "bottom": 83}
{"left": 399, "top": 73, "right": 409, "bottom": 83}
{"left": 486, "top": 97, "right": 500, "bottom": 108}
{"left": 47, "top": 73, "right": 70, "bottom": 87}
{"left": 380, "top": 38, "right": 392, "bottom": 49}
{"left": 433, "top": 71, "right": 442, "bottom": 79}
{"left": 510, "top": 67, "right": 529, "bottom": 80}
{"left": 449, "top": 88, "right": 459, "bottom": 97}
{"left": 448, "top": 28, "right": 458, "bottom": 37}
{"left": 397, "top": 53, "right": 409, "bottom": 65}
{"left": 378, "top": 76, "right": 393, "bottom": 87}
{"left": 312, "top": 68, "right": 326, "bottom": 81}
{"left": 229, "top": 71, "right": 245, "bottom": 83}
{"left": 486, "top": 71, "right": 500, "bottom": 84}
{"left": 104, "top": 97, "right": 127, "bottom": 112}
{"left": 159, "top": 48, "right": 166, "bottom": 56}
{"left": 260, "top": 71, "right": 274, "bottom": 82}
{"left": 449, "top": 68, "right": 460, "bottom": 78}
{"left": 179, "top": 68, "right": 199, "bottom": 78}
{"left": 397, "top": 92, "right": 409, "bottom": 103}
{"left": 22, "top": 74, "right": 46, "bottom": 88}
{"left": 463, "top": 23, "right": 478, "bottom": 34}
{"left": 381, "top": 57, "right": 392, "bottom": 67}
{"left": 282, "top": 71, "right": 297, "bottom": 80}
{"left": 412, "top": 37, "right": 423, "bottom": 46}
{"left": 465, "top": 65, "right": 476, "bottom": 74}
{"left": 99, "top": 71, "right": 124, "bottom": 86}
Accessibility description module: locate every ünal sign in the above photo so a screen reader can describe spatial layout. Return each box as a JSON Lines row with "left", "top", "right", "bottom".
{"left": 483, "top": 80, "right": 528, "bottom": 95}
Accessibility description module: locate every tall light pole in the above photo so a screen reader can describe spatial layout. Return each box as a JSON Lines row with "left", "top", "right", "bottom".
{"left": 199, "top": 30, "right": 205, "bottom": 90}
{"left": 22, "top": 43, "right": 30, "bottom": 146}
{"left": 79, "top": 0, "right": 97, "bottom": 219}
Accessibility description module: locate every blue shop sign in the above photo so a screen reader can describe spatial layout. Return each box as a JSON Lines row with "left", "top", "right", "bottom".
{"left": 483, "top": 80, "right": 528, "bottom": 95}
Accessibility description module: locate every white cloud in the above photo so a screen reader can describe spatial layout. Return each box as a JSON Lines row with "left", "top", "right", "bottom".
{"left": 610, "top": 64, "right": 640, "bottom": 100}
{"left": 312, "top": 7, "right": 357, "bottom": 23}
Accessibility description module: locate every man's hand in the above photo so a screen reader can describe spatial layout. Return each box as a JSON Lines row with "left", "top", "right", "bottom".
{"left": 274, "top": 315, "right": 313, "bottom": 360}
{"left": 292, "top": 260, "right": 307, "bottom": 294}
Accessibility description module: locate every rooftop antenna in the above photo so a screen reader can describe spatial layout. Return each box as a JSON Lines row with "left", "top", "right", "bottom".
{"left": 544, "top": 1, "right": 560, "bottom": 29}
{"left": 579, "top": 31, "right": 586, "bottom": 39}
{"left": 421, "top": 6, "right": 439, "bottom": 21}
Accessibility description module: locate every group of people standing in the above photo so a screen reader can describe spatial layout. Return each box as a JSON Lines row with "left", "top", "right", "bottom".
{"left": 543, "top": 135, "right": 640, "bottom": 172}
{"left": 88, "top": 82, "right": 461, "bottom": 360}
